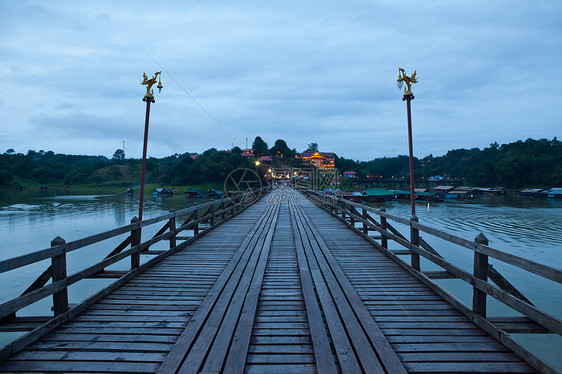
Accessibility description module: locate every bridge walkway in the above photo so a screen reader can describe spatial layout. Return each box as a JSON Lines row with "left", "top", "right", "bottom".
{"left": 0, "top": 188, "right": 535, "bottom": 373}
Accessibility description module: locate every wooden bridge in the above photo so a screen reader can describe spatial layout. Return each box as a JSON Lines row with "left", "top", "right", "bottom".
{"left": 0, "top": 187, "right": 560, "bottom": 373}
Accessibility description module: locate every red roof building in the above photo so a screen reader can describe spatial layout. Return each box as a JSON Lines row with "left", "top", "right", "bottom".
{"left": 241, "top": 149, "right": 254, "bottom": 157}
{"left": 258, "top": 156, "right": 273, "bottom": 163}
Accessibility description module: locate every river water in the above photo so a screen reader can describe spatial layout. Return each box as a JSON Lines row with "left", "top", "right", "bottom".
{"left": 0, "top": 188, "right": 561, "bottom": 369}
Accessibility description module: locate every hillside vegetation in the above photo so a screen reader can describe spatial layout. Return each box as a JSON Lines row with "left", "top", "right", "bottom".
{"left": 1, "top": 137, "right": 560, "bottom": 190}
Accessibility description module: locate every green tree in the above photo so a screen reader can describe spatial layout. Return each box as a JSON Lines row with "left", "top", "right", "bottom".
{"left": 270, "top": 139, "right": 292, "bottom": 157}
{"left": 252, "top": 137, "right": 268, "bottom": 157}
{"left": 112, "top": 149, "right": 125, "bottom": 161}
{"left": 305, "top": 143, "right": 319, "bottom": 153}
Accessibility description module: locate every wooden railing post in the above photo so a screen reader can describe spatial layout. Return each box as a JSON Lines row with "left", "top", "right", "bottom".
{"left": 169, "top": 208, "right": 176, "bottom": 250}
{"left": 350, "top": 206, "right": 355, "bottom": 227}
{"left": 362, "top": 208, "right": 368, "bottom": 234}
{"left": 380, "top": 208, "right": 388, "bottom": 249}
{"left": 473, "top": 233, "right": 489, "bottom": 317}
{"left": 410, "top": 215, "right": 420, "bottom": 271}
{"left": 51, "top": 236, "right": 68, "bottom": 316}
{"left": 130, "top": 217, "right": 140, "bottom": 269}
{"left": 220, "top": 202, "right": 226, "bottom": 220}
{"left": 193, "top": 210, "right": 199, "bottom": 235}
{"left": 209, "top": 205, "right": 215, "bottom": 226}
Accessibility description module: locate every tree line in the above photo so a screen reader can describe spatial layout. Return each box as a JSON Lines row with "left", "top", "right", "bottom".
{"left": 337, "top": 137, "right": 562, "bottom": 188}
{"left": 1, "top": 137, "right": 560, "bottom": 189}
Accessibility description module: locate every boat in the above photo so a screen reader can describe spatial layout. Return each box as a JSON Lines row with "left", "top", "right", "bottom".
{"left": 125, "top": 188, "right": 134, "bottom": 195}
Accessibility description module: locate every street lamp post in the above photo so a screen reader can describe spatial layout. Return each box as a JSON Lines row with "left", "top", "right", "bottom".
{"left": 397, "top": 68, "right": 418, "bottom": 216}
{"left": 138, "top": 72, "right": 163, "bottom": 225}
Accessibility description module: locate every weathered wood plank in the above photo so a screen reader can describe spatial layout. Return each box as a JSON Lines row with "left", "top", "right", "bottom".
{"left": 157, "top": 199, "right": 279, "bottom": 374}
{"left": 0, "top": 360, "right": 160, "bottom": 373}
{"left": 292, "top": 200, "right": 407, "bottom": 374}
{"left": 288, "top": 203, "right": 339, "bottom": 374}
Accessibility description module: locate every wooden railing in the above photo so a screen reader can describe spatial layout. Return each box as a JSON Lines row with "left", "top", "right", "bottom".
{"left": 0, "top": 189, "right": 267, "bottom": 360}
{"left": 299, "top": 187, "right": 562, "bottom": 374}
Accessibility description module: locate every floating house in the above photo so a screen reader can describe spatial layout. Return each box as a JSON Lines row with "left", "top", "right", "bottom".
{"left": 517, "top": 188, "right": 543, "bottom": 197}
{"left": 391, "top": 190, "right": 442, "bottom": 202}
{"left": 547, "top": 188, "right": 562, "bottom": 199}
{"left": 363, "top": 188, "right": 394, "bottom": 202}
{"left": 391, "top": 190, "right": 411, "bottom": 200}
{"left": 477, "top": 187, "right": 507, "bottom": 195}
{"left": 325, "top": 190, "right": 363, "bottom": 203}
{"left": 430, "top": 185, "right": 456, "bottom": 197}
{"left": 206, "top": 189, "right": 225, "bottom": 199}
{"left": 416, "top": 191, "right": 443, "bottom": 202}
{"left": 153, "top": 188, "right": 174, "bottom": 196}
{"left": 125, "top": 188, "right": 134, "bottom": 195}
{"left": 446, "top": 190, "right": 473, "bottom": 200}
{"left": 185, "top": 188, "right": 204, "bottom": 198}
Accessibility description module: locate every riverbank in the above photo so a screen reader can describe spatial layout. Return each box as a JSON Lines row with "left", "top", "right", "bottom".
{"left": 0, "top": 182, "right": 225, "bottom": 208}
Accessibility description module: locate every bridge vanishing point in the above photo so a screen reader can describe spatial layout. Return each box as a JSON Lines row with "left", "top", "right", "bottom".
{"left": 0, "top": 187, "right": 560, "bottom": 373}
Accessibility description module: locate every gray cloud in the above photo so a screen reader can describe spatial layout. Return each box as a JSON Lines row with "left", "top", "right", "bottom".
{"left": 1, "top": 1, "right": 561, "bottom": 160}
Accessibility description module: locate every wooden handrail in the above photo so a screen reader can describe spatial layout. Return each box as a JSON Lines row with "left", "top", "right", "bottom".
{"left": 0, "top": 190, "right": 261, "bottom": 275}
{"left": 299, "top": 187, "right": 562, "bottom": 336}
{"left": 302, "top": 188, "right": 562, "bottom": 283}
{"left": 0, "top": 187, "right": 267, "bottom": 323}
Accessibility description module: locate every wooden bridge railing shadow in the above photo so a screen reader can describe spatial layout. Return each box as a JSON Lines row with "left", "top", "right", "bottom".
{"left": 298, "top": 187, "right": 562, "bottom": 374}
{"left": 0, "top": 188, "right": 267, "bottom": 361}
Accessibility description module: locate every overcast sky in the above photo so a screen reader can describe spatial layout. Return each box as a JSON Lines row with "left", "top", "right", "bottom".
{"left": 1, "top": 1, "right": 561, "bottom": 161}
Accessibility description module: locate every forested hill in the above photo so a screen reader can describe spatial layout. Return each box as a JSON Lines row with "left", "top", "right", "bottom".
{"left": 339, "top": 138, "right": 562, "bottom": 188}
{"left": 1, "top": 137, "right": 560, "bottom": 189}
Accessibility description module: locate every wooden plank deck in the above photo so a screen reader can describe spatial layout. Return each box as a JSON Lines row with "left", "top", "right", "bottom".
{"left": 0, "top": 188, "right": 537, "bottom": 373}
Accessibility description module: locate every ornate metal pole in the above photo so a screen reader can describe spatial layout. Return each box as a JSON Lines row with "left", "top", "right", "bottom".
{"left": 397, "top": 68, "right": 418, "bottom": 216}
{"left": 138, "top": 72, "right": 163, "bottom": 226}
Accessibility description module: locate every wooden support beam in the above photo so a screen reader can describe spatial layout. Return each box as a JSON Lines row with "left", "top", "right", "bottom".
{"left": 488, "top": 264, "right": 534, "bottom": 306}
{"left": 86, "top": 270, "right": 128, "bottom": 279}
{"left": 488, "top": 317, "right": 549, "bottom": 334}
{"left": 410, "top": 215, "right": 420, "bottom": 271}
{"left": 424, "top": 271, "right": 457, "bottom": 279}
{"left": 391, "top": 250, "right": 411, "bottom": 256}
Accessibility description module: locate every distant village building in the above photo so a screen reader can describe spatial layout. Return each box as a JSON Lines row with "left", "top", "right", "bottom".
{"left": 190, "top": 154, "right": 198, "bottom": 160}
{"left": 258, "top": 156, "right": 273, "bottom": 164}
{"left": 342, "top": 171, "right": 357, "bottom": 178}
{"left": 297, "top": 152, "right": 336, "bottom": 170}
{"left": 241, "top": 149, "right": 254, "bottom": 157}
